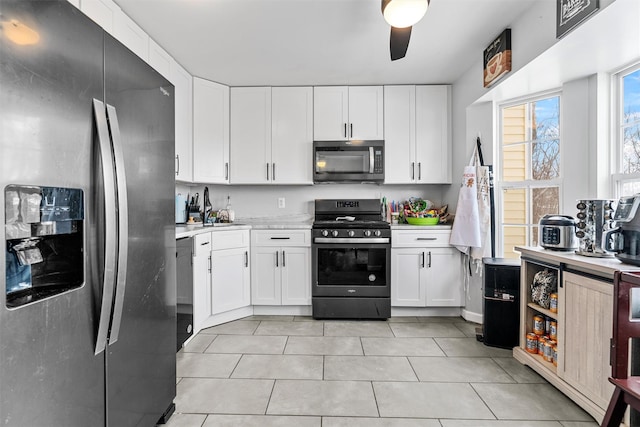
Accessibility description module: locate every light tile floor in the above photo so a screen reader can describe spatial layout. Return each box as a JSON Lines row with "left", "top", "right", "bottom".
{"left": 164, "top": 316, "right": 599, "bottom": 427}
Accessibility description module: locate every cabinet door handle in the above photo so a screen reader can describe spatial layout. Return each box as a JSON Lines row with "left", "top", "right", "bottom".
{"left": 275, "top": 251, "right": 279, "bottom": 267}
{"left": 421, "top": 252, "right": 425, "bottom": 268}
{"left": 272, "top": 163, "right": 276, "bottom": 181}
{"left": 418, "top": 162, "right": 422, "bottom": 181}
{"left": 175, "top": 154, "right": 180, "bottom": 176}
{"left": 225, "top": 162, "right": 229, "bottom": 180}
{"left": 208, "top": 255, "right": 212, "bottom": 273}
{"left": 350, "top": 123, "right": 353, "bottom": 138}
{"left": 266, "top": 163, "right": 270, "bottom": 181}
{"left": 245, "top": 251, "right": 248, "bottom": 267}
{"left": 282, "top": 250, "right": 286, "bottom": 267}
{"left": 344, "top": 123, "right": 347, "bottom": 138}
{"left": 416, "top": 237, "right": 437, "bottom": 241}
{"left": 200, "top": 241, "right": 210, "bottom": 246}
{"left": 428, "top": 251, "right": 432, "bottom": 268}
{"left": 270, "top": 237, "right": 291, "bottom": 240}
{"left": 411, "top": 162, "right": 415, "bottom": 180}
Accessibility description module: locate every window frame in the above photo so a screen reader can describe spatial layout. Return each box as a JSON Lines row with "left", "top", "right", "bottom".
{"left": 612, "top": 62, "right": 640, "bottom": 197}
{"left": 496, "top": 90, "right": 563, "bottom": 257}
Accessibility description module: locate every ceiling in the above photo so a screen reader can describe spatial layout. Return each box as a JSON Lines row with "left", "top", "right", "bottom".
{"left": 114, "top": 0, "right": 538, "bottom": 87}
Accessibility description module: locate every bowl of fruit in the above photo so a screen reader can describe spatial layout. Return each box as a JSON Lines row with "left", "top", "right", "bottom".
{"left": 402, "top": 198, "right": 440, "bottom": 225}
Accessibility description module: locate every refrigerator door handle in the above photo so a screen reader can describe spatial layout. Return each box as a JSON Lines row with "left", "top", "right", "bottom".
{"left": 93, "top": 99, "right": 118, "bottom": 355}
{"left": 106, "top": 104, "right": 129, "bottom": 346}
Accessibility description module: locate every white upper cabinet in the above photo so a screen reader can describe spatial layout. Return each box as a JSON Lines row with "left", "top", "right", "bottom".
{"left": 193, "top": 78, "right": 230, "bottom": 184}
{"left": 148, "top": 38, "right": 173, "bottom": 83}
{"left": 230, "top": 87, "right": 272, "bottom": 184}
{"left": 415, "top": 85, "right": 452, "bottom": 183}
{"left": 384, "top": 85, "right": 451, "bottom": 184}
{"left": 384, "top": 85, "right": 416, "bottom": 184}
{"left": 313, "top": 86, "right": 383, "bottom": 141}
{"left": 313, "top": 86, "right": 349, "bottom": 140}
{"left": 230, "top": 86, "right": 313, "bottom": 185}
{"left": 172, "top": 62, "right": 193, "bottom": 182}
{"left": 80, "top": 0, "right": 118, "bottom": 33}
{"left": 67, "top": 0, "right": 80, "bottom": 9}
{"left": 113, "top": 9, "right": 148, "bottom": 61}
{"left": 271, "top": 87, "right": 313, "bottom": 184}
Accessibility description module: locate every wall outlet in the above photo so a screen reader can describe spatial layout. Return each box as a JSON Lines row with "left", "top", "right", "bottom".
{"left": 278, "top": 197, "right": 285, "bottom": 208}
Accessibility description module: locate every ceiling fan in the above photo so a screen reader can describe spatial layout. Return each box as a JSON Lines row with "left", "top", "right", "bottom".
{"left": 381, "top": 0, "right": 430, "bottom": 61}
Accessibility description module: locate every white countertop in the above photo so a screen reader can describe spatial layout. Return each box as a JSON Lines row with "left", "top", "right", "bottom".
{"left": 176, "top": 214, "right": 313, "bottom": 238}
{"left": 391, "top": 224, "right": 452, "bottom": 230}
{"left": 176, "top": 223, "right": 252, "bottom": 239}
{"left": 515, "top": 245, "right": 640, "bottom": 280}
{"left": 176, "top": 217, "right": 452, "bottom": 238}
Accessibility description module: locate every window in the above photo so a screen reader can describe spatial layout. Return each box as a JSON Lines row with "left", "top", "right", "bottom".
{"left": 498, "top": 94, "right": 561, "bottom": 258}
{"left": 614, "top": 65, "right": 640, "bottom": 196}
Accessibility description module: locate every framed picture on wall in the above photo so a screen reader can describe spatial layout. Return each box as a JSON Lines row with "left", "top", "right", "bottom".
{"left": 556, "top": 0, "right": 599, "bottom": 39}
{"left": 483, "top": 29, "right": 511, "bottom": 88}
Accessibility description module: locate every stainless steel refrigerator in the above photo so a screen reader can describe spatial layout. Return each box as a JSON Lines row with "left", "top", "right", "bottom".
{"left": 0, "top": 1, "right": 176, "bottom": 426}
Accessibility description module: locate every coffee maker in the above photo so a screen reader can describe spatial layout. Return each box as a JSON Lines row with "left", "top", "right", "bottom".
{"left": 603, "top": 194, "right": 640, "bottom": 265}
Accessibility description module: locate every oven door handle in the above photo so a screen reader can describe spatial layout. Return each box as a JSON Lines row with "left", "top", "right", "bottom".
{"left": 314, "top": 237, "right": 390, "bottom": 244}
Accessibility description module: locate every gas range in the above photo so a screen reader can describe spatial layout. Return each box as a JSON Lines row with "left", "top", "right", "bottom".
{"left": 311, "top": 199, "right": 391, "bottom": 320}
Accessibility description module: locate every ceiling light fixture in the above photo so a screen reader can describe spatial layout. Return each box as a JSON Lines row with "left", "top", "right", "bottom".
{"left": 381, "top": 0, "right": 429, "bottom": 28}
{"left": 1, "top": 19, "right": 40, "bottom": 45}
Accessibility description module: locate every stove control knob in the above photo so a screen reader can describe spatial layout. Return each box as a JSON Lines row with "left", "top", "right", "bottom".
{"left": 348, "top": 230, "right": 355, "bottom": 237}
{"left": 364, "top": 230, "right": 372, "bottom": 237}
{"left": 374, "top": 230, "right": 382, "bottom": 237}
{"left": 321, "top": 230, "right": 329, "bottom": 237}
{"left": 332, "top": 230, "right": 339, "bottom": 237}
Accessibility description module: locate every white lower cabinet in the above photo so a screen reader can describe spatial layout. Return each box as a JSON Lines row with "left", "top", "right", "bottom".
{"left": 211, "top": 229, "right": 251, "bottom": 315}
{"left": 251, "top": 230, "right": 311, "bottom": 306}
{"left": 192, "top": 232, "right": 212, "bottom": 331}
{"left": 192, "top": 229, "right": 250, "bottom": 330}
{"left": 391, "top": 229, "right": 462, "bottom": 307}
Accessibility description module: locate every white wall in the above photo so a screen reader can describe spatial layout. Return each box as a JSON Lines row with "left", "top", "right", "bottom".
{"left": 449, "top": 0, "right": 620, "bottom": 322}
{"left": 175, "top": 183, "right": 447, "bottom": 221}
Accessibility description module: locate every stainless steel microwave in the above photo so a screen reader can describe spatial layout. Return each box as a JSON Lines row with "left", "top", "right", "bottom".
{"left": 313, "top": 140, "right": 384, "bottom": 183}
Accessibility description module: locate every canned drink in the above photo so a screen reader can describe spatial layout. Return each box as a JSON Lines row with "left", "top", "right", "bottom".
{"left": 526, "top": 333, "right": 539, "bottom": 354}
{"left": 550, "top": 321, "right": 557, "bottom": 341}
{"left": 550, "top": 293, "right": 558, "bottom": 313}
{"left": 533, "top": 315, "right": 545, "bottom": 335}
{"left": 537, "top": 335, "right": 548, "bottom": 355}
{"left": 545, "top": 317, "right": 551, "bottom": 334}
{"left": 553, "top": 345, "right": 558, "bottom": 366}
{"left": 544, "top": 341, "right": 554, "bottom": 362}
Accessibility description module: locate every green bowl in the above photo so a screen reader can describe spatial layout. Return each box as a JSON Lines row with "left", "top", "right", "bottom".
{"left": 406, "top": 217, "right": 439, "bottom": 225}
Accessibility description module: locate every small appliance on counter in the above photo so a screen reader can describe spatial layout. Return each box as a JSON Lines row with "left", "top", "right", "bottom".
{"left": 574, "top": 199, "right": 616, "bottom": 257}
{"left": 603, "top": 194, "right": 640, "bottom": 265}
{"left": 175, "top": 193, "right": 187, "bottom": 224}
{"left": 539, "top": 214, "right": 578, "bottom": 251}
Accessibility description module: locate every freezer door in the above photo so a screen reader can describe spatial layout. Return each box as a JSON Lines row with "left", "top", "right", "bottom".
{"left": 103, "top": 34, "right": 177, "bottom": 426}
{"left": 0, "top": 2, "right": 106, "bottom": 426}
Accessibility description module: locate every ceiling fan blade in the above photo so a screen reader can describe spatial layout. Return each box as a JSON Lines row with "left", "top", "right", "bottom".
{"left": 390, "top": 26, "right": 412, "bottom": 61}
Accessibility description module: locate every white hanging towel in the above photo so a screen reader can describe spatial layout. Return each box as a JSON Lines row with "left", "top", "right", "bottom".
{"left": 470, "top": 148, "right": 493, "bottom": 264}
{"left": 449, "top": 154, "right": 482, "bottom": 254}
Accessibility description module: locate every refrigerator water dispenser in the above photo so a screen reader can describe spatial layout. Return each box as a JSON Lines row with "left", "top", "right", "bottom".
{"left": 5, "top": 185, "right": 84, "bottom": 308}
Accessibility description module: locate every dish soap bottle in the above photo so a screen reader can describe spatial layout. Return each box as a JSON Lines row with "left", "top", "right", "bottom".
{"left": 226, "top": 194, "right": 235, "bottom": 223}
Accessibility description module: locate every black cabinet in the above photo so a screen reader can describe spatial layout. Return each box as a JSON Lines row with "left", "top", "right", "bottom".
{"left": 483, "top": 258, "right": 520, "bottom": 348}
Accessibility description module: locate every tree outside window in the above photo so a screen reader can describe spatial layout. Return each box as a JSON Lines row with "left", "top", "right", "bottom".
{"left": 618, "top": 67, "right": 640, "bottom": 196}
{"left": 500, "top": 95, "right": 561, "bottom": 258}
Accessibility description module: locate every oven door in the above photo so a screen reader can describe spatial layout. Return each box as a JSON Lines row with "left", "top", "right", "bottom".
{"left": 312, "top": 242, "right": 390, "bottom": 297}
